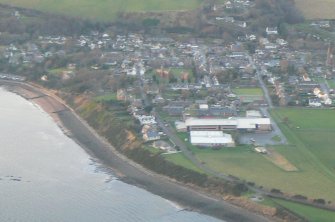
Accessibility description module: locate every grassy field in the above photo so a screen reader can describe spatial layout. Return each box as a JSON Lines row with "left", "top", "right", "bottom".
{"left": 233, "top": 87, "right": 263, "bottom": 96}
{"left": 94, "top": 93, "right": 117, "bottom": 102}
{"left": 174, "top": 108, "right": 335, "bottom": 202}
{"left": 0, "top": 0, "right": 203, "bottom": 21}
{"left": 295, "top": 0, "right": 335, "bottom": 19}
{"left": 272, "top": 199, "right": 335, "bottom": 222}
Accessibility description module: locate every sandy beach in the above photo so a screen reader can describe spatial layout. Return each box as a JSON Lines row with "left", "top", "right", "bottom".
{"left": 0, "top": 80, "right": 271, "bottom": 222}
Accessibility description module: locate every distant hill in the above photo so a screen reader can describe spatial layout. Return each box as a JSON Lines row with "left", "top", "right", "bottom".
{"left": 0, "top": 0, "right": 205, "bottom": 21}
{"left": 295, "top": 0, "right": 335, "bottom": 19}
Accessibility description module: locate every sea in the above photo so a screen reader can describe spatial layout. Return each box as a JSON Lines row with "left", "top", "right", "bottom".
{"left": 0, "top": 88, "right": 222, "bottom": 222}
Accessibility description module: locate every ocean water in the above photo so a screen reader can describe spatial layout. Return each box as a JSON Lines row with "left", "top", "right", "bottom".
{"left": 0, "top": 88, "right": 222, "bottom": 222}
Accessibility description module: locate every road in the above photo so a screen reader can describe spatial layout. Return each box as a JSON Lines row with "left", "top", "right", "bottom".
{"left": 250, "top": 57, "right": 287, "bottom": 144}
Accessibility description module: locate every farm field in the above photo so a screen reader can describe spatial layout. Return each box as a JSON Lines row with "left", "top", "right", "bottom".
{"left": 0, "top": 0, "right": 203, "bottom": 21}
{"left": 295, "top": 0, "right": 335, "bottom": 19}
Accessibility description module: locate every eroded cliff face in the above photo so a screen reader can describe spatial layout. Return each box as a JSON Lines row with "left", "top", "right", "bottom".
{"left": 71, "top": 95, "right": 140, "bottom": 151}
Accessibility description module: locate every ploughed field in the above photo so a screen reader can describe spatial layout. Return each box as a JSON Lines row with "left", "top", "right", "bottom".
{"left": 0, "top": 0, "right": 203, "bottom": 21}
{"left": 295, "top": 0, "right": 335, "bottom": 19}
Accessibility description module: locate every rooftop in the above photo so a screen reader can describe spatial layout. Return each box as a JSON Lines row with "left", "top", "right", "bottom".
{"left": 190, "top": 131, "right": 234, "bottom": 145}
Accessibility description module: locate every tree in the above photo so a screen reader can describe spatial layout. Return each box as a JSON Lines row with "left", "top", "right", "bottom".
{"left": 142, "top": 18, "right": 160, "bottom": 27}
{"left": 313, "top": 199, "right": 326, "bottom": 205}
{"left": 144, "top": 105, "right": 153, "bottom": 114}
{"left": 245, "top": 42, "right": 257, "bottom": 54}
{"left": 168, "top": 74, "right": 178, "bottom": 83}
{"left": 278, "top": 23, "right": 288, "bottom": 39}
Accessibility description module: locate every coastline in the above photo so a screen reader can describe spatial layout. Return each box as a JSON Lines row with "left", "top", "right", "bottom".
{"left": 0, "top": 80, "right": 271, "bottom": 222}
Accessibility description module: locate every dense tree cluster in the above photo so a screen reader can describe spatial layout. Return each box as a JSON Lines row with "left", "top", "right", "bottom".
{"left": 249, "top": 0, "right": 304, "bottom": 33}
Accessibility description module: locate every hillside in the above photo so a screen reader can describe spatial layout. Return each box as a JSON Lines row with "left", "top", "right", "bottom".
{"left": 295, "top": 0, "right": 335, "bottom": 19}
{"left": 0, "top": 0, "right": 205, "bottom": 21}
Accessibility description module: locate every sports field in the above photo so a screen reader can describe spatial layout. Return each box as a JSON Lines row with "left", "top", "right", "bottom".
{"left": 233, "top": 87, "right": 263, "bottom": 96}
{"left": 295, "top": 0, "right": 335, "bottom": 19}
{"left": 0, "top": 0, "right": 203, "bottom": 21}
{"left": 172, "top": 108, "right": 335, "bottom": 202}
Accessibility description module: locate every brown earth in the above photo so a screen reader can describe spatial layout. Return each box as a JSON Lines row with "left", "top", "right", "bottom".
{"left": 264, "top": 148, "right": 298, "bottom": 172}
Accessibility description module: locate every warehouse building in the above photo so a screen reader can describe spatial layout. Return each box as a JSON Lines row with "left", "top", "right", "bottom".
{"left": 185, "top": 117, "right": 271, "bottom": 132}
{"left": 190, "top": 131, "right": 235, "bottom": 147}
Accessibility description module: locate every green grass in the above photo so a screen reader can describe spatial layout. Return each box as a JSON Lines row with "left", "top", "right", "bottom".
{"left": 143, "top": 145, "right": 163, "bottom": 155}
{"left": 271, "top": 135, "right": 282, "bottom": 142}
{"left": 94, "top": 93, "right": 117, "bottom": 102}
{"left": 326, "top": 79, "right": 335, "bottom": 89}
{"left": 0, "top": 0, "right": 204, "bottom": 21}
{"left": 48, "top": 68, "right": 67, "bottom": 76}
{"left": 170, "top": 68, "right": 195, "bottom": 83}
{"left": 233, "top": 87, "right": 264, "bottom": 96}
{"left": 164, "top": 153, "right": 205, "bottom": 173}
{"left": 273, "top": 198, "right": 335, "bottom": 222}
{"left": 269, "top": 108, "right": 335, "bottom": 200}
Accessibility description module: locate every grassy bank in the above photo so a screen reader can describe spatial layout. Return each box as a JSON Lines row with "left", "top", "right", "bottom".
{"left": 272, "top": 198, "right": 335, "bottom": 222}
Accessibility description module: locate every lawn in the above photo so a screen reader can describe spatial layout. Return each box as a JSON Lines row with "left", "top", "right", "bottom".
{"left": 295, "top": 0, "right": 335, "bottom": 19}
{"left": 170, "top": 68, "right": 195, "bottom": 83}
{"left": 94, "top": 93, "right": 117, "bottom": 102}
{"left": 272, "top": 198, "right": 335, "bottom": 222}
{"left": 233, "top": 87, "right": 263, "bottom": 96}
{"left": 143, "top": 145, "right": 163, "bottom": 155}
{"left": 326, "top": 79, "right": 335, "bottom": 89}
{"left": 0, "top": 0, "right": 203, "bottom": 21}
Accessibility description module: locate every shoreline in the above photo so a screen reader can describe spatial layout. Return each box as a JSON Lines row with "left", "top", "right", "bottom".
{"left": 0, "top": 80, "right": 271, "bottom": 222}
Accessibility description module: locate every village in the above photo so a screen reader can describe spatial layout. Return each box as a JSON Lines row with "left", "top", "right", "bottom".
{"left": 1, "top": 1, "right": 335, "bottom": 154}
{"left": 1, "top": 1, "right": 335, "bottom": 219}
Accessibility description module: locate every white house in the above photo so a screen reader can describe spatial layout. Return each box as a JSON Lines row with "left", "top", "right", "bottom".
{"left": 266, "top": 27, "right": 278, "bottom": 35}
{"left": 308, "top": 98, "right": 322, "bottom": 107}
